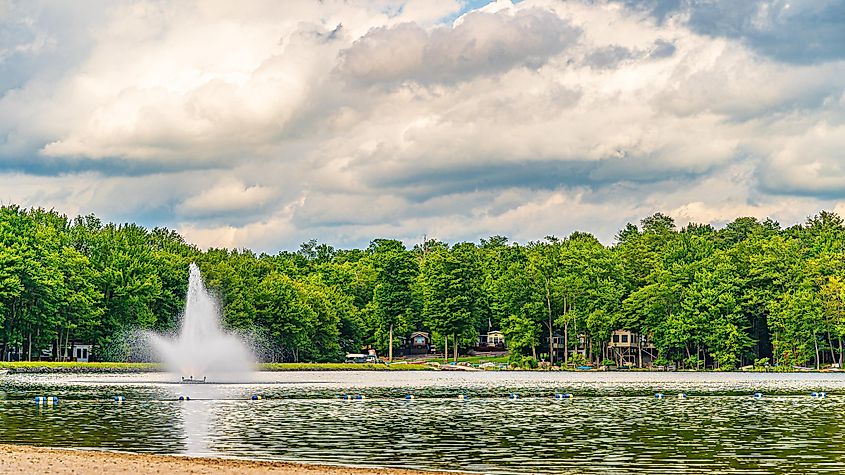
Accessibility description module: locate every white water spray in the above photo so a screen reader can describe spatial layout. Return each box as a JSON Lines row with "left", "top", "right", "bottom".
{"left": 147, "top": 263, "right": 254, "bottom": 381}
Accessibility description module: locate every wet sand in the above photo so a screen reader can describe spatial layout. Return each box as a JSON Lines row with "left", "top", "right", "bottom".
{"left": 0, "top": 444, "right": 457, "bottom": 474}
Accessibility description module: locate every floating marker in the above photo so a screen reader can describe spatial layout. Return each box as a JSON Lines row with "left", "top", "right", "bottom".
{"left": 677, "top": 393, "right": 687, "bottom": 399}
{"left": 178, "top": 396, "right": 190, "bottom": 401}
{"left": 35, "top": 396, "right": 58, "bottom": 405}
{"left": 753, "top": 392, "right": 763, "bottom": 399}
{"left": 251, "top": 395, "right": 262, "bottom": 400}
{"left": 555, "top": 393, "right": 573, "bottom": 399}
{"left": 457, "top": 394, "right": 467, "bottom": 400}
{"left": 114, "top": 395, "right": 125, "bottom": 403}
{"left": 509, "top": 393, "right": 520, "bottom": 400}
{"left": 655, "top": 393, "right": 665, "bottom": 399}
{"left": 355, "top": 395, "right": 366, "bottom": 400}
{"left": 811, "top": 392, "right": 827, "bottom": 399}
{"left": 404, "top": 395, "right": 415, "bottom": 400}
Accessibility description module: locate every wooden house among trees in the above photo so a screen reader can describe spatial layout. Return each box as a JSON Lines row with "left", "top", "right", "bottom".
{"left": 549, "top": 333, "right": 588, "bottom": 363}
{"left": 608, "top": 330, "right": 657, "bottom": 367}
{"left": 403, "top": 331, "right": 432, "bottom": 355}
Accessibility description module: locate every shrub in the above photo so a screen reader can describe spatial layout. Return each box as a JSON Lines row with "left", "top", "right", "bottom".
{"left": 568, "top": 353, "right": 587, "bottom": 367}
{"left": 683, "top": 355, "right": 702, "bottom": 370}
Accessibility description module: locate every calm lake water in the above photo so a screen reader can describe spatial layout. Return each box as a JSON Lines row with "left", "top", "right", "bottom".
{"left": 2, "top": 371, "right": 845, "bottom": 473}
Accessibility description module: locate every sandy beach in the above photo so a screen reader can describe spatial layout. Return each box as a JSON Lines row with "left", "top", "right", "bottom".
{"left": 0, "top": 444, "right": 456, "bottom": 475}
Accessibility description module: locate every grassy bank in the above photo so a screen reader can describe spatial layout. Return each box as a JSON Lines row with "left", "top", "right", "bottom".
{"left": 260, "top": 362, "right": 433, "bottom": 371}
{"left": 0, "top": 362, "right": 162, "bottom": 373}
{"left": 0, "top": 361, "right": 434, "bottom": 373}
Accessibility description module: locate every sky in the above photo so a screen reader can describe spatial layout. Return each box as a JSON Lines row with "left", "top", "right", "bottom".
{"left": 1, "top": 0, "right": 844, "bottom": 252}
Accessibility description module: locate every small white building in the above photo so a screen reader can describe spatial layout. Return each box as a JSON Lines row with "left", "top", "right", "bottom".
{"left": 72, "top": 343, "right": 92, "bottom": 363}
{"left": 478, "top": 331, "right": 506, "bottom": 349}
{"left": 487, "top": 331, "right": 505, "bottom": 347}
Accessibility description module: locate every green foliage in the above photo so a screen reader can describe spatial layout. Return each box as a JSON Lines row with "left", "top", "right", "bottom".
{"left": 508, "top": 355, "right": 538, "bottom": 369}
{"left": 568, "top": 352, "right": 588, "bottom": 367}
{"left": 2, "top": 204, "right": 845, "bottom": 370}
{"left": 684, "top": 355, "right": 702, "bottom": 370}
{"left": 652, "top": 357, "right": 669, "bottom": 367}
{"left": 0, "top": 361, "right": 432, "bottom": 372}
{"left": 419, "top": 243, "right": 483, "bottom": 352}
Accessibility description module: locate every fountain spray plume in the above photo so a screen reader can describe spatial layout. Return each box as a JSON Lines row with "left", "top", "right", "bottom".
{"left": 147, "top": 263, "right": 255, "bottom": 382}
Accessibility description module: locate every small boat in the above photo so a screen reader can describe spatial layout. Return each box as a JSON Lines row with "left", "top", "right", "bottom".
{"left": 181, "top": 376, "right": 207, "bottom": 384}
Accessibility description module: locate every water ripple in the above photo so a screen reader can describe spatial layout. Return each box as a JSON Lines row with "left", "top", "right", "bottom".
{"left": 2, "top": 371, "right": 845, "bottom": 473}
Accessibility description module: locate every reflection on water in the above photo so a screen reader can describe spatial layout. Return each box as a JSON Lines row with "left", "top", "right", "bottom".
{"left": 2, "top": 371, "right": 845, "bottom": 473}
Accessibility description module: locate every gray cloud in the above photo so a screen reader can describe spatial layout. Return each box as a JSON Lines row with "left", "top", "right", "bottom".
{"left": 584, "top": 45, "right": 636, "bottom": 69}
{"left": 338, "top": 7, "right": 581, "bottom": 84}
{"left": 649, "top": 39, "right": 676, "bottom": 58}
{"left": 687, "top": 0, "right": 845, "bottom": 64}
{"left": 619, "top": 0, "right": 845, "bottom": 64}
{"left": 1, "top": 0, "right": 844, "bottom": 252}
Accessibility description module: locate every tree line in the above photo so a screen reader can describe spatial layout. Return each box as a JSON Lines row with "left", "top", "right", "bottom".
{"left": 2, "top": 204, "right": 845, "bottom": 369}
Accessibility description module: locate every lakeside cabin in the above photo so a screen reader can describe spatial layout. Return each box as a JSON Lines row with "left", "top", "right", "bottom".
{"left": 608, "top": 330, "right": 657, "bottom": 367}
{"left": 407, "top": 331, "right": 432, "bottom": 355}
{"left": 477, "top": 331, "right": 506, "bottom": 351}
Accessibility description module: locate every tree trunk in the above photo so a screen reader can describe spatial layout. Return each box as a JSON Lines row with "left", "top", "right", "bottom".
{"left": 444, "top": 336, "right": 448, "bottom": 363}
{"left": 64, "top": 327, "right": 70, "bottom": 361}
{"left": 453, "top": 333, "right": 458, "bottom": 362}
{"left": 839, "top": 338, "right": 843, "bottom": 367}
{"left": 814, "top": 334, "right": 820, "bottom": 370}
{"left": 545, "top": 278, "right": 553, "bottom": 366}
{"left": 827, "top": 330, "right": 836, "bottom": 365}
{"left": 389, "top": 323, "right": 394, "bottom": 362}
{"left": 563, "top": 322, "right": 569, "bottom": 366}
{"left": 27, "top": 331, "right": 32, "bottom": 362}
{"left": 573, "top": 310, "right": 578, "bottom": 363}
{"left": 638, "top": 336, "right": 643, "bottom": 368}
{"left": 563, "top": 297, "right": 568, "bottom": 365}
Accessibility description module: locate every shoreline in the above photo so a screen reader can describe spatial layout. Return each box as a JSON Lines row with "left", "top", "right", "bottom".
{"left": 0, "top": 362, "right": 434, "bottom": 373}
{"left": 1, "top": 361, "right": 834, "bottom": 374}
{"left": 0, "top": 444, "right": 458, "bottom": 475}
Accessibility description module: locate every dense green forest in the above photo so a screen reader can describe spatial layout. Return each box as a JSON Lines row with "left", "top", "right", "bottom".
{"left": 2, "top": 204, "right": 845, "bottom": 369}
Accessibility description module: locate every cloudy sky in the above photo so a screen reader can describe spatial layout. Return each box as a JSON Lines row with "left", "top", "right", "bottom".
{"left": 1, "top": 0, "right": 844, "bottom": 251}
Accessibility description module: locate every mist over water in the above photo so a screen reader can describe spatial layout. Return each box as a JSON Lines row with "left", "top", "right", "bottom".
{"left": 146, "top": 263, "right": 255, "bottom": 381}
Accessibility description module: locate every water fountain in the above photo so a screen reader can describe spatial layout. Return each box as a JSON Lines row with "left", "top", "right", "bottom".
{"left": 147, "top": 263, "right": 255, "bottom": 382}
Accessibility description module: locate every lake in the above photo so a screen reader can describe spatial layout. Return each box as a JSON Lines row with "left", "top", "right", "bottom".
{"left": 1, "top": 371, "right": 844, "bottom": 473}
